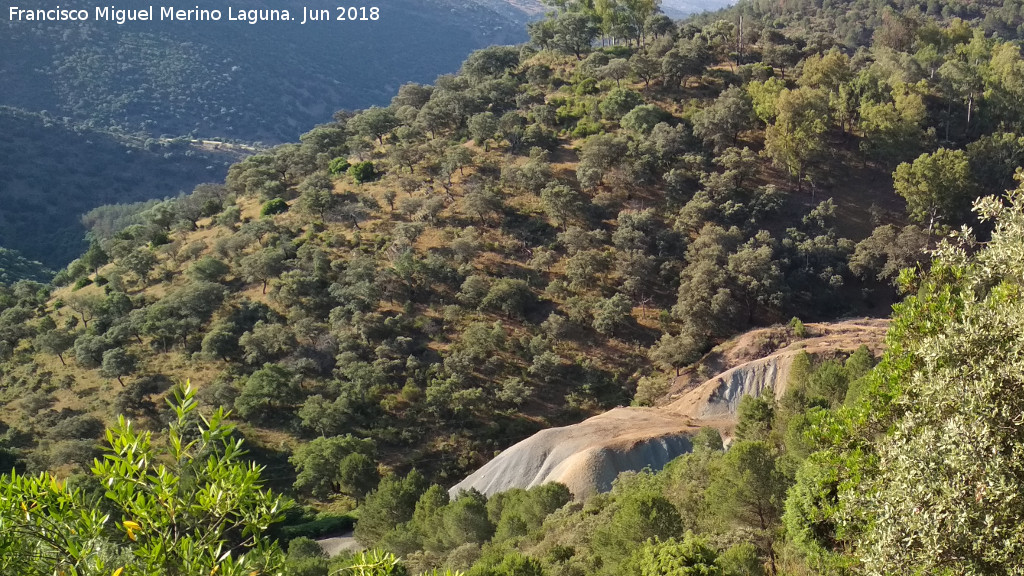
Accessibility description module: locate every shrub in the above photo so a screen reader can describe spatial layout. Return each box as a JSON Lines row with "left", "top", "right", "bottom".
{"left": 188, "top": 256, "right": 230, "bottom": 282}
{"left": 632, "top": 533, "right": 722, "bottom": 576}
{"left": 329, "top": 157, "right": 351, "bottom": 176}
{"left": 571, "top": 119, "right": 603, "bottom": 138}
{"left": 261, "top": 197, "right": 290, "bottom": 216}
{"left": 598, "top": 88, "right": 643, "bottom": 120}
{"left": 276, "top": 514, "right": 356, "bottom": 540}
{"left": 574, "top": 77, "right": 599, "bottom": 96}
{"left": 49, "top": 415, "right": 105, "bottom": 441}
{"left": 789, "top": 317, "right": 807, "bottom": 337}
{"left": 149, "top": 231, "right": 171, "bottom": 247}
{"left": 621, "top": 105, "right": 671, "bottom": 134}
{"left": 349, "top": 161, "right": 379, "bottom": 184}
{"left": 633, "top": 375, "right": 670, "bottom": 407}
{"left": 284, "top": 536, "right": 329, "bottom": 576}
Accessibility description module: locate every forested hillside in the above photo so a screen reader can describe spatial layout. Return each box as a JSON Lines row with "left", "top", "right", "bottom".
{"left": 0, "top": 248, "right": 52, "bottom": 284}
{"left": 1, "top": 0, "right": 540, "bottom": 143}
{"left": 5, "top": 0, "right": 1024, "bottom": 573}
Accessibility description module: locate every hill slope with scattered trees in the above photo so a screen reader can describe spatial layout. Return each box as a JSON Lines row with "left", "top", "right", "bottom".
{"left": 3, "top": 0, "right": 1024, "bottom": 573}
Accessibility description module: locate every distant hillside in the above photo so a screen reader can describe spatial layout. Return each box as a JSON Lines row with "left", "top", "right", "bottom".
{"left": 0, "top": 0, "right": 541, "bottom": 143}
{"left": 0, "top": 248, "right": 52, "bottom": 284}
{"left": 660, "top": 0, "right": 734, "bottom": 18}
{"left": 0, "top": 107, "right": 238, "bottom": 267}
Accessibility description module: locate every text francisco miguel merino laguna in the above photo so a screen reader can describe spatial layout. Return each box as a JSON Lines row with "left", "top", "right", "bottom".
{"left": 7, "top": 5, "right": 339, "bottom": 25}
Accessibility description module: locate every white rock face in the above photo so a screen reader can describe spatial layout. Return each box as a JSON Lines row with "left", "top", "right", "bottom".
{"left": 450, "top": 318, "right": 889, "bottom": 499}
{"left": 449, "top": 354, "right": 797, "bottom": 499}
{"left": 448, "top": 407, "right": 697, "bottom": 499}
{"left": 448, "top": 355, "right": 802, "bottom": 499}
{"left": 665, "top": 353, "right": 794, "bottom": 421}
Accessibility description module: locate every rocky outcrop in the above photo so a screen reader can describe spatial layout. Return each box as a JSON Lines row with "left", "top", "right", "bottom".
{"left": 663, "top": 318, "right": 890, "bottom": 426}
{"left": 449, "top": 318, "right": 890, "bottom": 499}
{"left": 449, "top": 407, "right": 698, "bottom": 499}
{"left": 667, "top": 354, "right": 793, "bottom": 421}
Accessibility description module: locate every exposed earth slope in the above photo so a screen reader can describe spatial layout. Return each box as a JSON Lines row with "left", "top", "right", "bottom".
{"left": 450, "top": 407, "right": 699, "bottom": 498}
{"left": 450, "top": 318, "right": 889, "bottom": 498}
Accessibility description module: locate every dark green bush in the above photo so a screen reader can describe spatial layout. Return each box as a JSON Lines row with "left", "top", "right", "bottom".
{"left": 571, "top": 119, "right": 603, "bottom": 138}
{"left": 348, "top": 161, "right": 379, "bottom": 184}
{"left": 276, "top": 514, "right": 356, "bottom": 541}
{"left": 574, "top": 77, "right": 599, "bottom": 96}
{"left": 329, "top": 157, "right": 351, "bottom": 176}
{"left": 261, "top": 198, "right": 290, "bottom": 216}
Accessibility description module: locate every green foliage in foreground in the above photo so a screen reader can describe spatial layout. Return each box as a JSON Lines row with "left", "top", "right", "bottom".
{"left": 0, "top": 382, "right": 289, "bottom": 575}
{"left": 786, "top": 184, "right": 1024, "bottom": 573}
